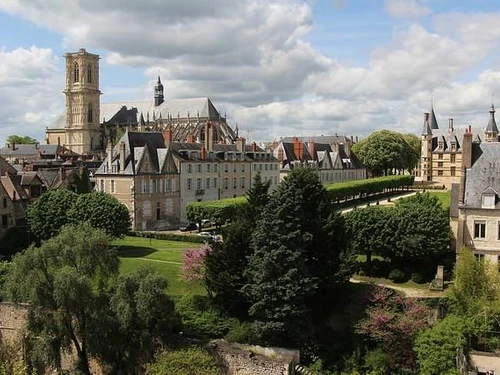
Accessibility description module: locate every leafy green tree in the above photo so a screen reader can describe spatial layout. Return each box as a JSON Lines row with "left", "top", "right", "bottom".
{"left": 245, "top": 171, "right": 271, "bottom": 222}
{"left": 415, "top": 315, "right": 467, "bottom": 375}
{"left": 26, "top": 189, "right": 78, "bottom": 242}
{"left": 5, "top": 135, "right": 38, "bottom": 145}
{"left": 344, "top": 206, "right": 391, "bottom": 266}
{"left": 243, "top": 167, "right": 353, "bottom": 345}
{"left": 68, "top": 192, "right": 131, "bottom": 238}
{"left": 3, "top": 224, "right": 176, "bottom": 374}
{"left": 403, "top": 133, "right": 421, "bottom": 172}
{"left": 352, "top": 130, "right": 413, "bottom": 176}
{"left": 387, "top": 193, "right": 451, "bottom": 267}
{"left": 4, "top": 224, "right": 118, "bottom": 374}
{"left": 145, "top": 347, "right": 219, "bottom": 375}
{"left": 93, "top": 266, "right": 178, "bottom": 373}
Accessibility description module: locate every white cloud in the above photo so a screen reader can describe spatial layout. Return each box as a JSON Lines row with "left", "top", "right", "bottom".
{"left": 385, "top": 0, "right": 431, "bottom": 19}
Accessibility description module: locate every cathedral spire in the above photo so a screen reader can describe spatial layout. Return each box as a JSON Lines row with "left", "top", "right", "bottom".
{"left": 154, "top": 74, "right": 164, "bottom": 106}
{"left": 485, "top": 103, "right": 499, "bottom": 142}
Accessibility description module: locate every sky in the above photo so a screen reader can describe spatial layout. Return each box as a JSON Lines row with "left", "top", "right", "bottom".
{"left": 1, "top": 0, "right": 500, "bottom": 145}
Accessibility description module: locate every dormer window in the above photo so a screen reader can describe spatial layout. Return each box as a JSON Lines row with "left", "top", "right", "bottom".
{"left": 438, "top": 141, "right": 444, "bottom": 150}
{"left": 482, "top": 194, "right": 496, "bottom": 209}
{"left": 451, "top": 143, "right": 456, "bottom": 152}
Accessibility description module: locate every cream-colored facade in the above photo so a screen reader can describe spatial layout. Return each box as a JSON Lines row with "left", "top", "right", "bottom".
{"left": 94, "top": 131, "right": 279, "bottom": 230}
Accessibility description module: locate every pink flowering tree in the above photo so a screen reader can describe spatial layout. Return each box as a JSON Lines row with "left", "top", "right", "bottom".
{"left": 356, "top": 286, "right": 432, "bottom": 371}
{"left": 181, "top": 243, "right": 212, "bottom": 285}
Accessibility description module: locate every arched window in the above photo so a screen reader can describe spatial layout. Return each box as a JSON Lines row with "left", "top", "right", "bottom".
{"left": 74, "top": 63, "right": 80, "bottom": 83}
{"left": 87, "top": 104, "right": 93, "bottom": 123}
{"left": 87, "top": 64, "right": 92, "bottom": 83}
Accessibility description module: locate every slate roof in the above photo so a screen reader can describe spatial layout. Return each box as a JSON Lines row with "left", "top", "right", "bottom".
{"left": 429, "top": 107, "right": 439, "bottom": 129}
{"left": 485, "top": 104, "right": 498, "bottom": 134}
{"left": 0, "top": 144, "right": 60, "bottom": 157}
{"left": 430, "top": 127, "right": 482, "bottom": 153}
{"left": 464, "top": 142, "right": 500, "bottom": 208}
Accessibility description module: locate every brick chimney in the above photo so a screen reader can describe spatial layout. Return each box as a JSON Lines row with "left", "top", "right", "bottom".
{"left": 293, "top": 137, "right": 304, "bottom": 160}
{"left": 448, "top": 118, "right": 454, "bottom": 132}
{"left": 462, "top": 125, "right": 473, "bottom": 169}
{"left": 119, "top": 141, "right": 126, "bottom": 173}
{"left": 163, "top": 128, "right": 172, "bottom": 146}
{"left": 201, "top": 146, "right": 206, "bottom": 161}
{"left": 187, "top": 134, "right": 195, "bottom": 143}
{"left": 106, "top": 141, "right": 113, "bottom": 172}
{"left": 252, "top": 142, "right": 257, "bottom": 152}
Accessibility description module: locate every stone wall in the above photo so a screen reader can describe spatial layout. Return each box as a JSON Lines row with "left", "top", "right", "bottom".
{"left": 0, "top": 302, "right": 28, "bottom": 344}
{"left": 208, "top": 339, "right": 299, "bottom": 375}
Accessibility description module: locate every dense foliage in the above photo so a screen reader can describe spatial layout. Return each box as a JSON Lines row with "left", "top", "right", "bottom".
{"left": 352, "top": 130, "right": 419, "bottom": 176}
{"left": 3, "top": 224, "right": 177, "bottom": 374}
{"left": 5, "top": 135, "right": 38, "bottom": 145}
{"left": 186, "top": 196, "right": 247, "bottom": 227}
{"left": 145, "top": 346, "right": 220, "bottom": 375}
{"left": 243, "top": 167, "right": 353, "bottom": 345}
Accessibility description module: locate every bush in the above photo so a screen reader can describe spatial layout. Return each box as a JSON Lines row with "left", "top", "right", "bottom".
{"left": 388, "top": 269, "right": 406, "bottom": 283}
{"left": 146, "top": 346, "right": 220, "bottom": 375}
{"left": 224, "top": 321, "right": 258, "bottom": 344}
{"left": 129, "top": 231, "right": 206, "bottom": 243}
{"left": 174, "top": 295, "right": 232, "bottom": 339}
{"left": 411, "top": 273, "right": 425, "bottom": 284}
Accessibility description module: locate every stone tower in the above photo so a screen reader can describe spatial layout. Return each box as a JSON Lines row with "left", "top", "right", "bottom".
{"left": 64, "top": 48, "right": 101, "bottom": 154}
{"left": 420, "top": 112, "right": 433, "bottom": 181}
{"left": 154, "top": 75, "right": 164, "bottom": 106}
{"left": 484, "top": 103, "right": 498, "bottom": 142}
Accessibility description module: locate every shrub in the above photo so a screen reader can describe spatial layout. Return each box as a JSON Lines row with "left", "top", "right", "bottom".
{"left": 146, "top": 346, "right": 219, "bottom": 375}
{"left": 129, "top": 230, "right": 205, "bottom": 243}
{"left": 388, "top": 269, "right": 406, "bottom": 283}
{"left": 224, "top": 321, "right": 258, "bottom": 344}
{"left": 411, "top": 273, "right": 425, "bottom": 284}
{"left": 174, "top": 295, "right": 232, "bottom": 339}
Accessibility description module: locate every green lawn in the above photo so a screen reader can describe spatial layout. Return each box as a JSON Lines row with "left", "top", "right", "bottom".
{"left": 428, "top": 190, "right": 451, "bottom": 211}
{"left": 113, "top": 236, "right": 206, "bottom": 296}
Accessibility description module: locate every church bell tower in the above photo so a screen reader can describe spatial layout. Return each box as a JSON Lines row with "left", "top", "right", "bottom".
{"left": 64, "top": 48, "right": 101, "bottom": 154}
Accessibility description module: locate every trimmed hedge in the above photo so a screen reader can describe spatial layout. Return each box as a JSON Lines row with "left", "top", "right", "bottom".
{"left": 186, "top": 196, "right": 248, "bottom": 225}
{"left": 128, "top": 230, "right": 206, "bottom": 243}
{"left": 325, "top": 175, "right": 414, "bottom": 201}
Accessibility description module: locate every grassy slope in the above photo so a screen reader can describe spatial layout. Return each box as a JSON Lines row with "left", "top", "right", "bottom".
{"left": 113, "top": 236, "right": 206, "bottom": 296}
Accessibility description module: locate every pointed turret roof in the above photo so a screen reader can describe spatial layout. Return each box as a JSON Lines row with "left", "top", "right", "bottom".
{"left": 422, "top": 112, "right": 432, "bottom": 136}
{"left": 429, "top": 106, "right": 439, "bottom": 129}
{"left": 485, "top": 104, "right": 498, "bottom": 134}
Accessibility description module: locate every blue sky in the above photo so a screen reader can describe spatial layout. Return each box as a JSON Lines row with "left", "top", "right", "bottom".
{"left": 0, "top": 0, "right": 500, "bottom": 144}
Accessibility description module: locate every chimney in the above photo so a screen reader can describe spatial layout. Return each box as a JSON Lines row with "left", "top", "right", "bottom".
{"left": 462, "top": 126, "right": 473, "bottom": 169}
{"left": 424, "top": 112, "right": 430, "bottom": 123}
{"left": 187, "top": 134, "right": 195, "bottom": 143}
{"left": 201, "top": 146, "right": 206, "bottom": 161}
{"left": 252, "top": 142, "right": 257, "bottom": 152}
{"left": 309, "top": 140, "right": 315, "bottom": 161}
{"left": 293, "top": 137, "right": 304, "bottom": 160}
{"left": 119, "top": 141, "right": 126, "bottom": 173}
{"left": 10, "top": 142, "right": 15, "bottom": 151}
{"left": 107, "top": 141, "right": 113, "bottom": 172}
{"left": 448, "top": 118, "right": 454, "bottom": 132}
{"left": 236, "top": 137, "right": 246, "bottom": 152}
{"left": 163, "top": 128, "right": 172, "bottom": 146}
{"left": 459, "top": 167, "right": 466, "bottom": 205}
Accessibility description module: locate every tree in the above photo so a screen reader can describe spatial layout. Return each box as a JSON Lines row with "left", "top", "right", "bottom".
{"left": 403, "top": 133, "right": 421, "bottom": 173}
{"left": 181, "top": 243, "right": 212, "bottom": 282}
{"left": 5, "top": 135, "right": 38, "bottom": 145}
{"left": 26, "top": 189, "right": 78, "bottom": 242}
{"left": 3, "top": 224, "right": 176, "bottom": 374}
{"left": 352, "top": 130, "right": 414, "bottom": 176}
{"left": 245, "top": 171, "right": 271, "bottom": 222}
{"left": 344, "top": 206, "right": 391, "bottom": 267}
{"left": 243, "top": 167, "right": 353, "bottom": 345}
{"left": 415, "top": 315, "right": 467, "bottom": 375}
{"left": 4, "top": 224, "right": 118, "bottom": 374}
{"left": 387, "top": 193, "right": 452, "bottom": 268}
{"left": 357, "top": 287, "right": 432, "bottom": 371}
{"left": 67, "top": 192, "right": 131, "bottom": 238}
{"left": 145, "top": 347, "right": 219, "bottom": 375}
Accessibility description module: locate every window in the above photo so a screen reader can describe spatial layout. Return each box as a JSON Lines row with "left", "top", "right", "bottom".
{"left": 265, "top": 164, "right": 268, "bottom": 171}
{"left": 482, "top": 194, "right": 495, "bottom": 209}
{"left": 152, "top": 179, "right": 157, "bottom": 193}
{"left": 213, "top": 178, "right": 217, "bottom": 188}
{"left": 241, "top": 177, "right": 245, "bottom": 189}
{"left": 233, "top": 177, "right": 237, "bottom": 189}
{"left": 74, "top": 62, "right": 79, "bottom": 83}
{"left": 450, "top": 154, "right": 456, "bottom": 163}
{"left": 100, "top": 180, "right": 104, "bottom": 192}
{"left": 437, "top": 170, "right": 443, "bottom": 176}
{"left": 451, "top": 143, "right": 456, "bottom": 151}
{"left": 187, "top": 178, "right": 192, "bottom": 190}
{"left": 196, "top": 178, "right": 202, "bottom": 190}
{"left": 197, "top": 164, "right": 202, "bottom": 173}
{"left": 242, "top": 164, "right": 245, "bottom": 173}
{"left": 110, "top": 180, "right": 115, "bottom": 193}
{"left": 87, "top": 64, "right": 92, "bottom": 83}
{"left": 87, "top": 104, "right": 93, "bottom": 123}
{"left": 164, "top": 179, "right": 170, "bottom": 192}
{"left": 188, "top": 164, "right": 192, "bottom": 173}
{"left": 438, "top": 162, "right": 443, "bottom": 168}
{"left": 142, "top": 181, "right": 150, "bottom": 193}
{"left": 438, "top": 153, "right": 443, "bottom": 160}
{"left": 451, "top": 167, "right": 456, "bottom": 177}
{"left": 224, "top": 178, "right": 229, "bottom": 189}
{"left": 214, "top": 164, "right": 218, "bottom": 173}
{"left": 259, "top": 164, "right": 262, "bottom": 171}
{"left": 474, "top": 221, "right": 486, "bottom": 239}
{"left": 156, "top": 202, "right": 161, "bottom": 220}
{"left": 2, "top": 198, "right": 7, "bottom": 208}
{"left": 475, "top": 253, "right": 485, "bottom": 262}
{"left": 233, "top": 164, "right": 237, "bottom": 173}
{"left": 207, "top": 164, "right": 211, "bottom": 173}
{"left": 253, "top": 164, "right": 257, "bottom": 171}
{"left": 206, "top": 178, "right": 210, "bottom": 189}
{"left": 225, "top": 164, "right": 229, "bottom": 173}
